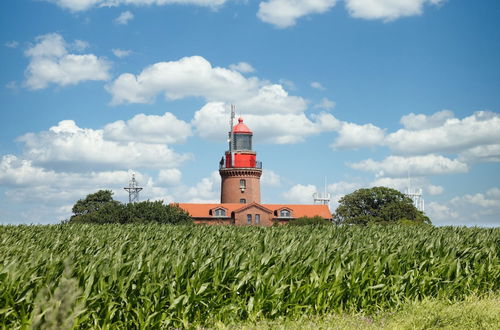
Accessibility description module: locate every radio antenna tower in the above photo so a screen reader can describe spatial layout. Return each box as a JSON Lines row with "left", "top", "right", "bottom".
{"left": 313, "top": 177, "right": 331, "bottom": 208}
{"left": 229, "top": 104, "right": 236, "bottom": 167}
{"left": 124, "top": 172, "right": 143, "bottom": 203}
{"left": 404, "top": 172, "right": 424, "bottom": 212}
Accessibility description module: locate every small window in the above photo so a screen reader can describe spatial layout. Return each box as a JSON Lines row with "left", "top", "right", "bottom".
{"left": 255, "top": 214, "right": 260, "bottom": 224}
{"left": 214, "top": 209, "right": 226, "bottom": 217}
{"left": 240, "top": 179, "right": 246, "bottom": 189}
{"left": 280, "top": 209, "right": 291, "bottom": 218}
{"left": 240, "top": 198, "right": 246, "bottom": 204}
{"left": 247, "top": 214, "right": 252, "bottom": 225}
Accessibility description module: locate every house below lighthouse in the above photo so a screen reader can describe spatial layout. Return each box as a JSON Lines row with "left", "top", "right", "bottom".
{"left": 177, "top": 110, "right": 331, "bottom": 226}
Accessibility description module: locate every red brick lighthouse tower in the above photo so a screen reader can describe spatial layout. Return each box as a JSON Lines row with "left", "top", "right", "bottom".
{"left": 219, "top": 108, "right": 262, "bottom": 204}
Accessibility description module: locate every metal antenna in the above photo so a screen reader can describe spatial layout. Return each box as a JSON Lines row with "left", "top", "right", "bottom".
{"left": 313, "top": 176, "right": 331, "bottom": 208}
{"left": 229, "top": 104, "right": 236, "bottom": 167}
{"left": 124, "top": 172, "right": 143, "bottom": 203}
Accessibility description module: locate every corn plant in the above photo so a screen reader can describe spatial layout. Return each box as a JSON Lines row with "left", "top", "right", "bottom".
{"left": 0, "top": 224, "right": 498, "bottom": 328}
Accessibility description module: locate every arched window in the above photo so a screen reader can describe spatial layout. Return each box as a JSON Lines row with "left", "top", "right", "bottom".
{"left": 247, "top": 214, "right": 252, "bottom": 224}
{"left": 255, "top": 214, "right": 260, "bottom": 224}
{"left": 240, "top": 198, "right": 246, "bottom": 204}
{"left": 240, "top": 179, "right": 246, "bottom": 189}
{"left": 214, "top": 209, "right": 226, "bottom": 217}
{"left": 279, "top": 209, "right": 291, "bottom": 218}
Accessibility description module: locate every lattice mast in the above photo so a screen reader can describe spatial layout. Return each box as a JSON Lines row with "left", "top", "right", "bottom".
{"left": 404, "top": 174, "right": 424, "bottom": 212}
{"left": 124, "top": 172, "right": 143, "bottom": 203}
{"left": 313, "top": 177, "right": 331, "bottom": 207}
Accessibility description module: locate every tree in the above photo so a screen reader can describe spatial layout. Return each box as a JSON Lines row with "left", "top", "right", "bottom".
{"left": 334, "top": 187, "right": 431, "bottom": 225}
{"left": 68, "top": 190, "right": 192, "bottom": 224}
{"left": 70, "top": 190, "right": 122, "bottom": 224}
{"left": 288, "top": 216, "right": 332, "bottom": 226}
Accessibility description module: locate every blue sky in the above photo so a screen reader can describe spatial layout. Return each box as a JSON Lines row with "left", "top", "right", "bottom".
{"left": 1, "top": 0, "right": 499, "bottom": 226}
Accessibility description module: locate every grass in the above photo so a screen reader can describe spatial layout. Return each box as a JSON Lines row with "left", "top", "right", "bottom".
{"left": 221, "top": 294, "right": 500, "bottom": 329}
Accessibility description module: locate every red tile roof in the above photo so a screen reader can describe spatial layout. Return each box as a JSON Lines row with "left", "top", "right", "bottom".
{"left": 175, "top": 203, "right": 331, "bottom": 219}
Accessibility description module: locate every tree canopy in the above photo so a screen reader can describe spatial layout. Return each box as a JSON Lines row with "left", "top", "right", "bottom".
{"left": 334, "top": 186, "right": 431, "bottom": 225}
{"left": 68, "top": 190, "right": 192, "bottom": 224}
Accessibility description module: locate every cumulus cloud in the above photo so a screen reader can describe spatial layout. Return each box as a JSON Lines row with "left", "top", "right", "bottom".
{"left": 114, "top": 11, "right": 134, "bottom": 24}
{"left": 107, "top": 56, "right": 307, "bottom": 115}
{"left": 157, "top": 168, "right": 182, "bottom": 185}
{"left": 351, "top": 154, "right": 468, "bottom": 177}
{"left": 18, "top": 119, "right": 191, "bottom": 171}
{"left": 5, "top": 41, "right": 19, "bottom": 48}
{"left": 314, "top": 97, "right": 335, "bottom": 110}
{"left": 310, "top": 81, "right": 326, "bottom": 90}
{"left": 428, "top": 188, "right": 500, "bottom": 227}
{"left": 45, "top": 0, "right": 228, "bottom": 12}
{"left": 332, "top": 122, "right": 385, "bottom": 149}
{"left": 229, "top": 62, "right": 255, "bottom": 73}
{"left": 174, "top": 171, "right": 221, "bottom": 203}
{"left": 345, "top": 0, "right": 444, "bottom": 21}
{"left": 257, "top": 0, "right": 337, "bottom": 28}
{"left": 103, "top": 112, "right": 192, "bottom": 144}
{"left": 192, "top": 102, "right": 340, "bottom": 144}
{"left": 112, "top": 48, "right": 132, "bottom": 58}
{"left": 386, "top": 111, "right": 500, "bottom": 156}
{"left": 261, "top": 169, "right": 281, "bottom": 187}
{"left": 24, "top": 33, "right": 110, "bottom": 90}
{"left": 283, "top": 184, "right": 317, "bottom": 203}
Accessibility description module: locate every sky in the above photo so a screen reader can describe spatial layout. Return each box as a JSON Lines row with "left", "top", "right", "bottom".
{"left": 0, "top": 0, "right": 499, "bottom": 226}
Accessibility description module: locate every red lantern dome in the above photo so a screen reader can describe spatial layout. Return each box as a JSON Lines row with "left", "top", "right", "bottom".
{"left": 233, "top": 117, "right": 252, "bottom": 134}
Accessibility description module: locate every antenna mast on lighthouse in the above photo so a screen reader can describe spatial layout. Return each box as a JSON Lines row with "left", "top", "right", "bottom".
{"left": 229, "top": 104, "right": 236, "bottom": 167}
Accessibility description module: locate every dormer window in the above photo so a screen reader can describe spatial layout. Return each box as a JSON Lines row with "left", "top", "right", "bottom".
{"left": 279, "top": 209, "right": 291, "bottom": 218}
{"left": 214, "top": 208, "right": 226, "bottom": 217}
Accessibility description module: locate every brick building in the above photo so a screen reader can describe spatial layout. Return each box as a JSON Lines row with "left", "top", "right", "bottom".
{"left": 177, "top": 112, "right": 332, "bottom": 226}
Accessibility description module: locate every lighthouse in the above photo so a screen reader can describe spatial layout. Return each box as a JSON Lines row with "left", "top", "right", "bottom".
{"left": 219, "top": 116, "right": 262, "bottom": 204}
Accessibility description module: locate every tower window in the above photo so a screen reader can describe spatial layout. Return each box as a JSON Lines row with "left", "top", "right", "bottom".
{"left": 255, "top": 214, "right": 260, "bottom": 224}
{"left": 214, "top": 209, "right": 226, "bottom": 217}
{"left": 240, "top": 179, "right": 246, "bottom": 189}
{"left": 240, "top": 198, "right": 246, "bottom": 204}
{"left": 247, "top": 214, "right": 252, "bottom": 224}
{"left": 279, "top": 209, "right": 291, "bottom": 218}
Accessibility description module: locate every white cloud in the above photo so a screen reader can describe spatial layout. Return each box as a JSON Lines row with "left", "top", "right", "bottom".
{"left": 45, "top": 0, "right": 228, "bottom": 12}
{"left": 426, "top": 202, "right": 459, "bottom": 222}
{"left": 345, "top": 0, "right": 444, "bottom": 21}
{"left": 229, "top": 62, "right": 255, "bottom": 73}
{"left": 332, "top": 122, "right": 385, "bottom": 149}
{"left": 107, "top": 55, "right": 259, "bottom": 104}
{"left": 458, "top": 144, "right": 500, "bottom": 163}
{"left": 351, "top": 154, "right": 468, "bottom": 177}
{"left": 107, "top": 56, "right": 308, "bottom": 114}
{"left": 310, "top": 81, "right": 326, "bottom": 90}
{"left": 72, "top": 39, "right": 89, "bottom": 51}
{"left": 5, "top": 41, "right": 19, "bottom": 48}
{"left": 192, "top": 102, "right": 340, "bottom": 144}
{"left": 112, "top": 48, "right": 132, "bottom": 58}
{"left": 157, "top": 168, "right": 182, "bottom": 186}
{"left": 427, "top": 184, "right": 444, "bottom": 195}
{"left": 386, "top": 111, "right": 500, "bottom": 156}
{"left": 18, "top": 120, "right": 191, "bottom": 171}
{"left": 425, "top": 187, "right": 500, "bottom": 227}
{"left": 314, "top": 97, "right": 335, "bottom": 110}
{"left": 283, "top": 184, "right": 317, "bottom": 203}
{"left": 174, "top": 171, "right": 221, "bottom": 203}
{"left": 257, "top": 0, "right": 337, "bottom": 28}
{"left": 24, "top": 33, "right": 110, "bottom": 90}
{"left": 114, "top": 11, "right": 134, "bottom": 24}
{"left": 400, "top": 110, "right": 454, "bottom": 130}
{"left": 261, "top": 169, "right": 281, "bottom": 187}
{"left": 103, "top": 112, "right": 192, "bottom": 144}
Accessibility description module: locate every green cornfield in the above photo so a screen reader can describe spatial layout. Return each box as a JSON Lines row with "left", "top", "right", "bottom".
{"left": 1, "top": 224, "right": 499, "bottom": 328}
